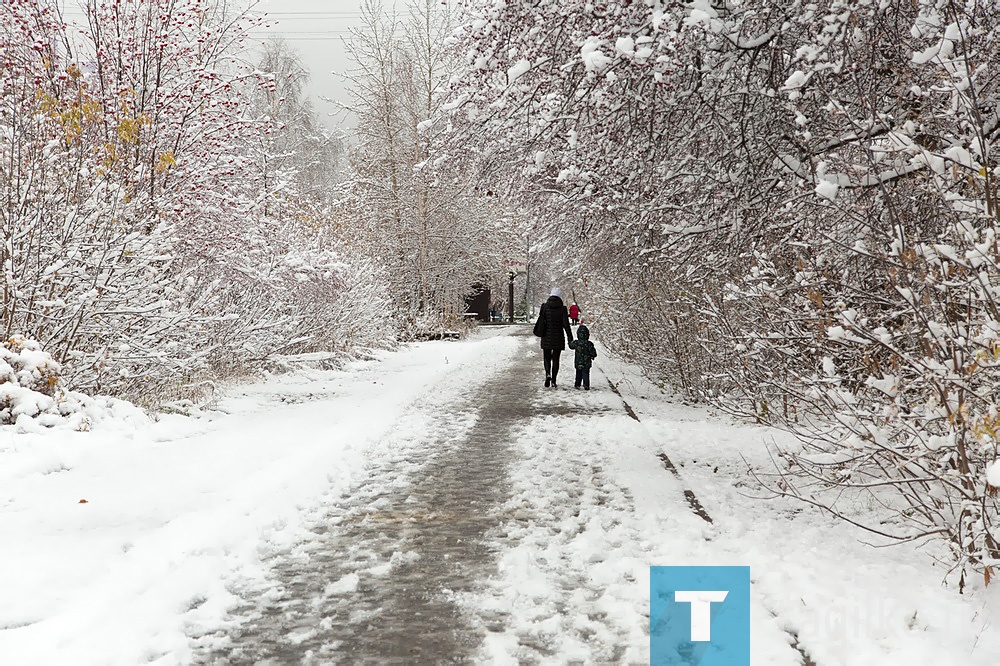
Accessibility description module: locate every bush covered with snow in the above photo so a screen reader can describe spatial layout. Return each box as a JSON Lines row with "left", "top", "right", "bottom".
{"left": 0, "top": 336, "right": 145, "bottom": 431}
{"left": 1, "top": 5, "right": 400, "bottom": 407}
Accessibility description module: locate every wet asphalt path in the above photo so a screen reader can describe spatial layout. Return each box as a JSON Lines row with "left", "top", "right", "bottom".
{"left": 199, "top": 329, "right": 559, "bottom": 664}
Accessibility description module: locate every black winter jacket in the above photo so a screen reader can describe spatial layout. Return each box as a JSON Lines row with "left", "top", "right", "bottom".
{"left": 537, "top": 295, "right": 573, "bottom": 350}
{"left": 568, "top": 325, "right": 597, "bottom": 369}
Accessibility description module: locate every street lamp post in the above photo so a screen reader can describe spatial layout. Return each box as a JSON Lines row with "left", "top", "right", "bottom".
{"left": 508, "top": 271, "right": 516, "bottom": 323}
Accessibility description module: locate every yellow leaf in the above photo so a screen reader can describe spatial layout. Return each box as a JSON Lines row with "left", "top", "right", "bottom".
{"left": 155, "top": 150, "right": 176, "bottom": 173}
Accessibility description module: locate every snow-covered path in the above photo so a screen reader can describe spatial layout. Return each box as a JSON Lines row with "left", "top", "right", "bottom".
{"left": 2, "top": 327, "right": 999, "bottom": 665}
{"left": 200, "top": 330, "right": 538, "bottom": 663}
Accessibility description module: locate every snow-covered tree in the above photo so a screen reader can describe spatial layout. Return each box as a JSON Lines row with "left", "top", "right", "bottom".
{"left": 440, "top": 0, "right": 1000, "bottom": 586}
{"left": 1, "top": 0, "right": 394, "bottom": 404}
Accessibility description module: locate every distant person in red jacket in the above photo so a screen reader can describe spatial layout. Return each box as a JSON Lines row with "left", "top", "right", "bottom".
{"left": 569, "top": 302, "right": 580, "bottom": 325}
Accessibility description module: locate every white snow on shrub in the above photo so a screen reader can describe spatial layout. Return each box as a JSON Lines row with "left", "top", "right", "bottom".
{"left": 987, "top": 460, "right": 1000, "bottom": 488}
{"left": 615, "top": 36, "right": 635, "bottom": 56}
{"left": 507, "top": 58, "right": 530, "bottom": 82}
{"left": 0, "top": 336, "right": 147, "bottom": 432}
{"left": 782, "top": 69, "right": 809, "bottom": 90}
{"left": 815, "top": 177, "right": 839, "bottom": 200}
{"left": 580, "top": 38, "right": 611, "bottom": 73}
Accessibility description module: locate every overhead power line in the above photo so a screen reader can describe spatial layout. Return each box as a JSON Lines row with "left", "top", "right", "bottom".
{"left": 59, "top": 10, "right": 365, "bottom": 18}
{"left": 249, "top": 11, "right": 365, "bottom": 16}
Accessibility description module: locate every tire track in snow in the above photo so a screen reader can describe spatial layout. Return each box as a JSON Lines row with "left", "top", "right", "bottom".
{"left": 605, "top": 376, "right": 714, "bottom": 525}
{"left": 604, "top": 374, "right": 822, "bottom": 666}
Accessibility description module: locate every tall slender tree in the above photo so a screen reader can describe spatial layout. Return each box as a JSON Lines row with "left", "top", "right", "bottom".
{"left": 342, "top": 0, "right": 523, "bottom": 334}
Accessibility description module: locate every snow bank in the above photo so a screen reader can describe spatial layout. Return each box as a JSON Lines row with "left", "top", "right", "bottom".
{"left": 0, "top": 336, "right": 146, "bottom": 432}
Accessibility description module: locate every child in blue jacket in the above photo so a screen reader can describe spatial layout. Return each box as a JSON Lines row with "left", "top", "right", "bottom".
{"left": 568, "top": 324, "right": 598, "bottom": 389}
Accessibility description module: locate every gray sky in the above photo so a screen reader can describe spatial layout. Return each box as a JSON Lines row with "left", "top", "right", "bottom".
{"left": 250, "top": 0, "right": 367, "bottom": 131}
{"left": 60, "top": 0, "right": 368, "bottom": 132}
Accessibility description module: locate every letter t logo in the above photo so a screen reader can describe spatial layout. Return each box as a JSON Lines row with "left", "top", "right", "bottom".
{"left": 651, "top": 567, "right": 749, "bottom": 665}
{"left": 674, "top": 590, "right": 729, "bottom": 641}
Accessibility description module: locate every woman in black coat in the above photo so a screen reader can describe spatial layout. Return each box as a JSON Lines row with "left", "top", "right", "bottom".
{"left": 534, "top": 287, "right": 574, "bottom": 387}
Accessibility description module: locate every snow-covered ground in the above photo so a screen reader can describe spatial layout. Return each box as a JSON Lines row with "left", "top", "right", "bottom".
{"left": 466, "top": 344, "right": 1000, "bottom": 665}
{"left": 0, "top": 328, "right": 517, "bottom": 664}
{"left": 1, "top": 326, "right": 997, "bottom": 664}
